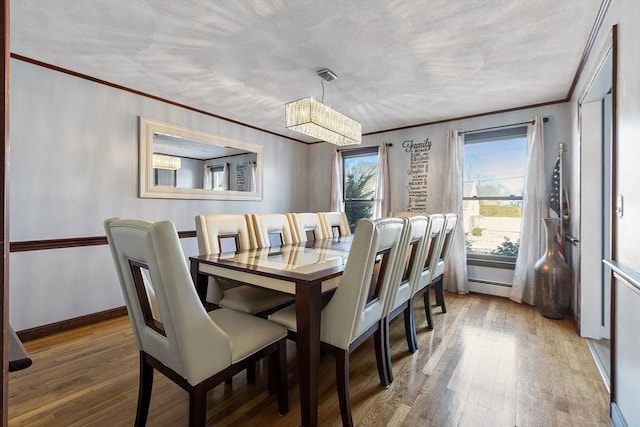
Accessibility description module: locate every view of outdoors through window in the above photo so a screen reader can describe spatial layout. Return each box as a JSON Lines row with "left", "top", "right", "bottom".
{"left": 343, "top": 150, "right": 378, "bottom": 231}
{"left": 212, "top": 166, "right": 225, "bottom": 190}
{"left": 463, "top": 135, "right": 527, "bottom": 257}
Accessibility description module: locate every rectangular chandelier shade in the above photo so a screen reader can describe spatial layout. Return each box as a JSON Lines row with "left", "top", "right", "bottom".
{"left": 285, "top": 97, "right": 361, "bottom": 146}
{"left": 152, "top": 153, "right": 181, "bottom": 170}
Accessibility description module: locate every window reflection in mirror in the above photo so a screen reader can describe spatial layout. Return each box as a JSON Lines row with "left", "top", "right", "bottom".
{"left": 139, "top": 117, "right": 262, "bottom": 200}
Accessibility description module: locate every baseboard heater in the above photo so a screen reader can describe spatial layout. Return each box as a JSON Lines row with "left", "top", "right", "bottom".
{"left": 468, "top": 279, "right": 511, "bottom": 287}
{"left": 468, "top": 279, "right": 512, "bottom": 297}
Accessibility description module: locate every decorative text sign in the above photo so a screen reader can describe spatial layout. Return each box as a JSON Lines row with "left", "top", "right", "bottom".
{"left": 402, "top": 138, "right": 432, "bottom": 212}
{"left": 236, "top": 163, "right": 246, "bottom": 191}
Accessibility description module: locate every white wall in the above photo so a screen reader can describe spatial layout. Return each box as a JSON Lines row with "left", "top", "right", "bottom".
{"left": 308, "top": 103, "right": 571, "bottom": 298}
{"left": 9, "top": 60, "right": 309, "bottom": 330}
{"left": 568, "top": 1, "right": 640, "bottom": 425}
{"left": 308, "top": 103, "right": 572, "bottom": 229}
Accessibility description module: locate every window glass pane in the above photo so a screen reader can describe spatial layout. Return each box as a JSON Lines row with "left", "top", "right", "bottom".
{"left": 343, "top": 153, "right": 377, "bottom": 200}
{"left": 212, "top": 167, "right": 225, "bottom": 190}
{"left": 345, "top": 201, "right": 374, "bottom": 231}
{"left": 464, "top": 200, "right": 522, "bottom": 256}
{"left": 464, "top": 135, "right": 527, "bottom": 257}
{"left": 342, "top": 150, "right": 378, "bottom": 231}
{"left": 464, "top": 137, "right": 527, "bottom": 197}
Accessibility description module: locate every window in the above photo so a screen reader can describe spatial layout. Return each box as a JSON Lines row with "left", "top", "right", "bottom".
{"left": 211, "top": 164, "right": 227, "bottom": 190}
{"left": 463, "top": 127, "right": 527, "bottom": 260}
{"left": 342, "top": 147, "right": 379, "bottom": 231}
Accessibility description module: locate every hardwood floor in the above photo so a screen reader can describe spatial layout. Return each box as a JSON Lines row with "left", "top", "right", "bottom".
{"left": 8, "top": 293, "right": 611, "bottom": 426}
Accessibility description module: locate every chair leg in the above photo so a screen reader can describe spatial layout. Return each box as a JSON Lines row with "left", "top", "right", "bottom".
{"left": 335, "top": 350, "right": 354, "bottom": 427}
{"left": 374, "top": 318, "right": 392, "bottom": 387}
{"left": 272, "top": 339, "right": 289, "bottom": 415}
{"left": 134, "top": 352, "right": 154, "bottom": 427}
{"left": 423, "top": 288, "right": 434, "bottom": 330}
{"left": 188, "top": 383, "right": 207, "bottom": 427}
{"left": 267, "top": 355, "right": 276, "bottom": 396}
{"left": 247, "top": 362, "right": 256, "bottom": 384}
{"left": 403, "top": 300, "right": 418, "bottom": 353}
{"left": 434, "top": 277, "right": 447, "bottom": 313}
{"left": 269, "top": 339, "right": 289, "bottom": 415}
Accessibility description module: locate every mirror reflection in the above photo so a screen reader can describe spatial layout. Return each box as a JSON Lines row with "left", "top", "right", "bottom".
{"left": 139, "top": 117, "right": 262, "bottom": 200}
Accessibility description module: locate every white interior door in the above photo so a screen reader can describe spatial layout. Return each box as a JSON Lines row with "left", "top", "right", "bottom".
{"left": 578, "top": 50, "right": 612, "bottom": 339}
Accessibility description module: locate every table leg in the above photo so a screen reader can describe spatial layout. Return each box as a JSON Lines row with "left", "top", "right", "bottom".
{"left": 295, "top": 282, "right": 322, "bottom": 427}
{"left": 189, "top": 260, "right": 209, "bottom": 306}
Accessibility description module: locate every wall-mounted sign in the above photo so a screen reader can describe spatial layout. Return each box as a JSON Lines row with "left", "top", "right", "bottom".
{"left": 236, "top": 163, "right": 247, "bottom": 192}
{"left": 402, "top": 138, "right": 432, "bottom": 212}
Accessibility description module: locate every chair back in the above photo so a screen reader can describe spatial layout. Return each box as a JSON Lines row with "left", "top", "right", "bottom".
{"left": 288, "top": 212, "right": 327, "bottom": 242}
{"left": 321, "top": 217, "right": 407, "bottom": 349}
{"left": 431, "top": 213, "right": 459, "bottom": 279}
{"left": 389, "top": 211, "right": 420, "bottom": 217}
{"left": 414, "top": 214, "right": 446, "bottom": 293}
{"left": 104, "top": 218, "right": 231, "bottom": 385}
{"left": 195, "top": 214, "right": 254, "bottom": 255}
{"left": 385, "top": 214, "right": 431, "bottom": 315}
{"left": 319, "top": 211, "right": 351, "bottom": 238}
{"left": 251, "top": 213, "right": 296, "bottom": 248}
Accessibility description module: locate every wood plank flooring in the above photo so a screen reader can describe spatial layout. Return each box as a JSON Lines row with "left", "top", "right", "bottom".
{"left": 8, "top": 293, "right": 611, "bottom": 426}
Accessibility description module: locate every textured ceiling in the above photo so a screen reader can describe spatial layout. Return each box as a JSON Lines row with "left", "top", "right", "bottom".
{"left": 10, "top": 0, "right": 603, "bottom": 143}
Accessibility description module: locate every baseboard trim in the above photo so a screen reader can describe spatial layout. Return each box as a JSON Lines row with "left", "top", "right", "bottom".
{"left": 611, "top": 402, "right": 627, "bottom": 427}
{"left": 586, "top": 339, "right": 611, "bottom": 393}
{"left": 17, "top": 306, "right": 128, "bottom": 342}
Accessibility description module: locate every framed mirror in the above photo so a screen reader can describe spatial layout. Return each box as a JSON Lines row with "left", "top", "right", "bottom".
{"left": 139, "top": 117, "right": 262, "bottom": 200}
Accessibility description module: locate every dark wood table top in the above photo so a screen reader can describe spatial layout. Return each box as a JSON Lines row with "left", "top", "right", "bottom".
{"left": 190, "top": 236, "right": 353, "bottom": 286}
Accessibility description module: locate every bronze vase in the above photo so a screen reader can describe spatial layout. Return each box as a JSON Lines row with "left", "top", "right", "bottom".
{"left": 535, "top": 217, "right": 572, "bottom": 319}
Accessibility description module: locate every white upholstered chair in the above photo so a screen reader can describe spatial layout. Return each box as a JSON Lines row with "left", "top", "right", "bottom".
{"left": 195, "top": 214, "right": 293, "bottom": 315}
{"left": 384, "top": 215, "right": 431, "bottom": 359}
{"left": 429, "top": 213, "right": 459, "bottom": 315}
{"left": 318, "top": 211, "right": 351, "bottom": 238}
{"left": 250, "top": 213, "right": 296, "bottom": 248}
{"left": 288, "top": 212, "right": 327, "bottom": 242}
{"left": 390, "top": 212, "right": 447, "bottom": 330}
{"left": 104, "top": 218, "right": 288, "bottom": 427}
{"left": 414, "top": 214, "right": 446, "bottom": 329}
{"left": 269, "top": 217, "right": 408, "bottom": 426}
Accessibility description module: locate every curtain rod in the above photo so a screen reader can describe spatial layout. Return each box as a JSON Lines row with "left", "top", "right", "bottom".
{"left": 463, "top": 117, "right": 548, "bottom": 135}
{"left": 337, "top": 142, "right": 392, "bottom": 152}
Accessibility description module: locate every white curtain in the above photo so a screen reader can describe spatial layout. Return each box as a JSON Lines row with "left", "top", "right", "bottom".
{"left": 203, "top": 165, "right": 212, "bottom": 190}
{"left": 442, "top": 129, "right": 469, "bottom": 294}
{"left": 330, "top": 147, "right": 344, "bottom": 211}
{"left": 223, "top": 163, "right": 230, "bottom": 190}
{"left": 443, "top": 129, "right": 468, "bottom": 294}
{"left": 510, "top": 116, "right": 547, "bottom": 304}
{"left": 373, "top": 143, "right": 389, "bottom": 218}
{"left": 247, "top": 161, "right": 257, "bottom": 192}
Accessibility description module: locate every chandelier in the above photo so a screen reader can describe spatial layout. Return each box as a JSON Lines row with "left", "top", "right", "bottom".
{"left": 152, "top": 153, "right": 181, "bottom": 170}
{"left": 285, "top": 69, "right": 361, "bottom": 146}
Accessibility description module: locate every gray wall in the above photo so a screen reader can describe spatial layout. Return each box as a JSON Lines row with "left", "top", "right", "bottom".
{"left": 9, "top": 60, "right": 309, "bottom": 330}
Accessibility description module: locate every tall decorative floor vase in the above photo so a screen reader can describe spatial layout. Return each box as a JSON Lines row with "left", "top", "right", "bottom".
{"left": 535, "top": 217, "right": 572, "bottom": 319}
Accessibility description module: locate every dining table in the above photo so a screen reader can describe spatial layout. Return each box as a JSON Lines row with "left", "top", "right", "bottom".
{"left": 189, "top": 236, "right": 353, "bottom": 427}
